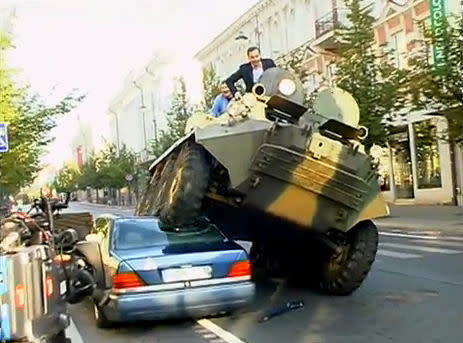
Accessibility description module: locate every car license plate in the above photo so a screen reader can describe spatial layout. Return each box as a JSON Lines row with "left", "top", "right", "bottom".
{"left": 162, "top": 266, "right": 212, "bottom": 283}
{"left": 60, "top": 281, "right": 67, "bottom": 295}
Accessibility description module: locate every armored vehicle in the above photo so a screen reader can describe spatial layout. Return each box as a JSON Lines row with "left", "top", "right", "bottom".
{"left": 136, "top": 67, "right": 389, "bottom": 295}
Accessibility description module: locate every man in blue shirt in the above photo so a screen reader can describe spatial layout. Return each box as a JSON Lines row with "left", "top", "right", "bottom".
{"left": 210, "top": 82, "right": 233, "bottom": 117}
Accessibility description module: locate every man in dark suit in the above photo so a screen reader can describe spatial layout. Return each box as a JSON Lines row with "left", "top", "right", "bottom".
{"left": 225, "top": 46, "right": 276, "bottom": 99}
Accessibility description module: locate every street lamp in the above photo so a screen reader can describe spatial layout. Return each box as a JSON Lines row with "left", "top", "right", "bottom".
{"left": 235, "top": 31, "right": 249, "bottom": 41}
{"left": 234, "top": 12, "right": 262, "bottom": 50}
{"left": 133, "top": 80, "right": 148, "bottom": 151}
{"left": 144, "top": 65, "right": 159, "bottom": 142}
{"left": 108, "top": 108, "right": 120, "bottom": 152}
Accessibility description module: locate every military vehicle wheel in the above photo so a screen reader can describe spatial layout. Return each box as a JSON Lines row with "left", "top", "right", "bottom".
{"left": 152, "top": 156, "right": 177, "bottom": 216}
{"left": 319, "top": 220, "right": 378, "bottom": 295}
{"left": 160, "top": 143, "right": 210, "bottom": 225}
{"left": 141, "top": 165, "right": 164, "bottom": 215}
{"left": 250, "top": 243, "right": 288, "bottom": 279}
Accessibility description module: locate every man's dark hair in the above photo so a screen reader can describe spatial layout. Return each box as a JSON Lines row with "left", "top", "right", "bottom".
{"left": 247, "top": 46, "right": 260, "bottom": 56}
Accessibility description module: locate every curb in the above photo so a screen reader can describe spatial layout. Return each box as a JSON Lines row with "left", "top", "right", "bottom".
{"left": 77, "top": 201, "right": 135, "bottom": 211}
{"left": 375, "top": 221, "right": 463, "bottom": 235}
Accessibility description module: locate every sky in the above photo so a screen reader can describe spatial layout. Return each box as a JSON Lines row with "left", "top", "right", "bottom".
{"left": 4, "top": 0, "right": 258, "bottom": 167}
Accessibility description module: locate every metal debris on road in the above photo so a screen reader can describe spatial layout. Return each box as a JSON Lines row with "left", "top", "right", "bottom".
{"left": 258, "top": 300, "right": 304, "bottom": 323}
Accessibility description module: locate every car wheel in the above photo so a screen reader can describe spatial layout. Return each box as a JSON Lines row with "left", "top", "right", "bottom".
{"left": 94, "top": 302, "right": 112, "bottom": 329}
{"left": 319, "top": 220, "right": 378, "bottom": 296}
{"left": 160, "top": 143, "right": 210, "bottom": 225}
{"left": 50, "top": 330, "right": 70, "bottom": 343}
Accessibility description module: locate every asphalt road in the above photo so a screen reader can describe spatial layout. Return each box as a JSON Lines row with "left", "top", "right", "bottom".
{"left": 64, "top": 202, "right": 463, "bottom": 343}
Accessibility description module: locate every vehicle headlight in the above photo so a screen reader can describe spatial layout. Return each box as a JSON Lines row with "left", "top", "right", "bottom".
{"left": 278, "top": 79, "right": 296, "bottom": 96}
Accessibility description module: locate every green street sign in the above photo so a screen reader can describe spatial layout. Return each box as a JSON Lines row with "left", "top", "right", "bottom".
{"left": 430, "top": 0, "right": 447, "bottom": 75}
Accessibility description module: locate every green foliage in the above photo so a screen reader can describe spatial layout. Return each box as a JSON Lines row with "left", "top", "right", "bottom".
{"left": 148, "top": 77, "right": 194, "bottom": 159}
{"left": 407, "top": 15, "right": 463, "bottom": 144}
{"left": 276, "top": 43, "right": 310, "bottom": 80}
{"left": 0, "top": 33, "right": 84, "bottom": 195}
{"left": 52, "top": 164, "right": 80, "bottom": 193}
{"left": 75, "top": 144, "right": 139, "bottom": 191}
{"left": 201, "top": 65, "right": 222, "bottom": 111}
{"left": 334, "top": 0, "right": 407, "bottom": 149}
{"left": 77, "top": 154, "right": 101, "bottom": 190}
{"left": 97, "top": 144, "right": 138, "bottom": 189}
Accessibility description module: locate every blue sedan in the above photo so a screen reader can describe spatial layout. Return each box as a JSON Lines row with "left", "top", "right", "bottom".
{"left": 86, "top": 215, "right": 255, "bottom": 328}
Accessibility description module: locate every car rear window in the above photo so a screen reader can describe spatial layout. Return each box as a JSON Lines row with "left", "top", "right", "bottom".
{"left": 112, "top": 218, "right": 227, "bottom": 250}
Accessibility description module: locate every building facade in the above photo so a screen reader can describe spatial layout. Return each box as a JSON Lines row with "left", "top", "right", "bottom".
{"left": 195, "top": 0, "right": 463, "bottom": 205}
{"left": 0, "top": 4, "right": 15, "bottom": 34}
{"left": 107, "top": 54, "right": 202, "bottom": 164}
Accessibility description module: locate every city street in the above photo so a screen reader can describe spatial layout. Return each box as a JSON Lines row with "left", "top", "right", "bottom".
{"left": 65, "top": 202, "right": 463, "bottom": 343}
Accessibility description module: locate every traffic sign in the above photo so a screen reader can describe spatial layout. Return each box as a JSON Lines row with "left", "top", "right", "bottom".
{"left": 0, "top": 123, "right": 8, "bottom": 153}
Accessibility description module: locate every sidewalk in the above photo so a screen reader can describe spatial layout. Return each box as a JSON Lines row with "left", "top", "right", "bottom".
{"left": 374, "top": 204, "right": 463, "bottom": 234}
{"left": 78, "top": 201, "right": 463, "bottom": 234}
{"left": 77, "top": 201, "right": 135, "bottom": 211}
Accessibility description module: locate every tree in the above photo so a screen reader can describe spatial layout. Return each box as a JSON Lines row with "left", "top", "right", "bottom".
{"left": 0, "top": 33, "right": 84, "bottom": 195}
{"left": 201, "top": 65, "right": 221, "bottom": 112}
{"left": 97, "top": 144, "right": 138, "bottom": 190}
{"left": 77, "top": 154, "right": 101, "bottom": 190}
{"left": 52, "top": 164, "right": 80, "bottom": 193}
{"left": 407, "top": 15, "right": 463, "bottom": 144}
{"left": 148, "top": 77, "right": 194, "bottom": 159}
{"left": 333, "top": 0, "right": 407, "bottom": 149}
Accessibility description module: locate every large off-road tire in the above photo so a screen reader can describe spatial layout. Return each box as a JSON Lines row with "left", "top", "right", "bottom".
{"left": 160, "top": 143, "right": 210, "bottom": 225}
{"left": 141, "top": 165, "right": 164, "bottom": 215}
{"left": 151, "top": 156, "right": 177, "bottom": 216}
{"left": 135, "top": 170, "right": 157, "bottom": 215}
{"left": 250, "top": 243, "right": 288, "bottom": 279}
{"left": 319, "top": 220, "right": 378, "bottom": 296}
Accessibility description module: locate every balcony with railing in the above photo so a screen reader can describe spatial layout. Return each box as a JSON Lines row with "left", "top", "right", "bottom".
{"left": 313, "top": 8, "right": 349, "bottom": 50}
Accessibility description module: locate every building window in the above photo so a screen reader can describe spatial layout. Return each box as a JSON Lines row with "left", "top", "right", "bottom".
{"left": 389, "top": 127, "right": 414, "bottom": 199}
{"left": 413, "top": 118, "right": 442, "bottom": 189}
{"left": 387, "top": 31, "right": 406, "bottom": 68}
{"left": 305, "top": 73, "right": 320, "bottom": 93}
{"left": 326, "top": 63, "right": 337, "bottom": 87}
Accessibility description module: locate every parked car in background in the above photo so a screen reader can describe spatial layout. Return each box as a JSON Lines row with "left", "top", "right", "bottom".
{"left": 86, "top": 215, "right": 255, "bottom": 328}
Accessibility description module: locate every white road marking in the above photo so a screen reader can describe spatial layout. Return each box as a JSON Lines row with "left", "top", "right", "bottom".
{"left": 209, "top": 339, "right": 226, "bottom": 343}
{"left": 410, "top": 239, "right": 463, "bottom": 248}
{"left": 380, "top": 231, "right": 463, "bottom": 241}
{"left": 203, "top": 333, "right": 219, "bottom": 339}
{"left": 197, "top": 319, "right": 247, "bottom": 343}
{"left": 66, "top": 319, "right": 85, "bottom": 343}
{"left": 379, "top": 242, "right": 462, "bottom": 254}
{"left": 377, "top": 250, "right": 422, "bottom": 259}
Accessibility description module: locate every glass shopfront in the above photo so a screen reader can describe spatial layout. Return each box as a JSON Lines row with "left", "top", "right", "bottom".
{"left": 389, "top": 127, "right": 414, "bottom": 199}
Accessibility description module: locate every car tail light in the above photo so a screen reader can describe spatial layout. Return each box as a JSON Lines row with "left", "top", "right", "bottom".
{"left": 15, "top": 285, "right": 25, "bottom": 309}
{"left": 45, "top": 277, "right": 53, "bottom": 297}
{"left": 228, "top": 260, "right": 251, "bottom": 278}
{"left": 112, "top": 272, "right": 145, "bottom": 289}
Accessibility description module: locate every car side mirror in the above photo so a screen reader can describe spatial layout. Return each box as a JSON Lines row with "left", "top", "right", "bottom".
{"left": 85, "top": 233, "right": 103, "bottom": 244}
